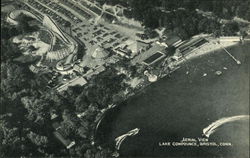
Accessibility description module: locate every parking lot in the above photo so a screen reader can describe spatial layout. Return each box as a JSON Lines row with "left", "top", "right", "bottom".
{"left": 21, "top": 0, "right": 145, "bottom": 61}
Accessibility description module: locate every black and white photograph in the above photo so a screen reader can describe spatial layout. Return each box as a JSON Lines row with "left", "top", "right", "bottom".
{"left": 1, "top": 0, "right": 249, "bottom": 157}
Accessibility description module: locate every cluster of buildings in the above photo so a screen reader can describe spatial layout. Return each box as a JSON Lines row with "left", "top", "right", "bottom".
{"left": 17, "top": 0, "right": 163, "bottom": 67}
{"left": 175, "top": 38, "right": 208, "bottom": 57}
{"left": 78, "top": 0, "right": 102, "bottom": 16}
{"left": 157, "top": 34, "right": 183, "bottom": 48}
{"left": 11, "top": 0, "right": 244, "bottom": 90}
{"left": 5, "top": 0, "right": 246, "bottom": 151}
{"left": 23, "top": 0, "right": 69, "bottom": 27}
{"left": 52, "top": 121, "right": 76, "bottom": 149}
{"left": 53, "top": 0, "right": 93, "bottom": 20}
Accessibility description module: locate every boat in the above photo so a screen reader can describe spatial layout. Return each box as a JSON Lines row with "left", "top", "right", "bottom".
{"left": 215, "top": 71, "right": 222, "bottom": 76}
{"left": 236, "top": 60, "right": 241, "bottom": 65}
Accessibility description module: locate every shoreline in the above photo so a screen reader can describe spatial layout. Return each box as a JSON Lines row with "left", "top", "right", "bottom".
{"left": 94, "top": 41, "right": 249, "bottom": 157}
{"left": 186, "top": 41, "right": 239, "bottom": 60}
{"left": 174, "top": 40, "right": 240, "bottom": 66}
{"left": 93, "top": 39, "right": 242, "bottom": 148}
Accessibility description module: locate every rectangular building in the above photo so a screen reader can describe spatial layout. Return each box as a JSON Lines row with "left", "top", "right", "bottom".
{"left": 219, "top": 36, "right": 241, "bottom": 42}
{"left": 56, "top": 77, "right": 87, "bottom": 92}
{"left": 142, "top": 51, "right": 166, "bottom": 66}
{"left": 53, "top": 131, "right": 75, "bottom": 149}
{"left": 176, "top": 38, "right": 208, "bottom": 56}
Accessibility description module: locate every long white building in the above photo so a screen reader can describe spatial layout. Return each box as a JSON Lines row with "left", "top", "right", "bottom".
{"left": 219, "top": 36, "right": 242, "bottom": 42}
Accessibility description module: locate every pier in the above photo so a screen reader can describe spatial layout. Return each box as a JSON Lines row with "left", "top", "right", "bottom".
{"left": 115, "top": 128, "right": 140, "bottom": 150}
{"left": 220, "top": 45, "right": 241, "bottom": 65}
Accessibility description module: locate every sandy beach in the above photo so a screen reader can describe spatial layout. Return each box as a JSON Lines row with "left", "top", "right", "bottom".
{"left": 185, "top": 40, "right": 239, "bottom": 60}
{"left": 174, "top": 39, "right": 240, "bottom": 66}
{"left": 97, "top": 42, "right": 249, "bottom": 158}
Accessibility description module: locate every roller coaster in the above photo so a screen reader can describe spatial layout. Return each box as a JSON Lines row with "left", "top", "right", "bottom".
{"left": 7, "top": 9, "right": 79, "bottom": 74}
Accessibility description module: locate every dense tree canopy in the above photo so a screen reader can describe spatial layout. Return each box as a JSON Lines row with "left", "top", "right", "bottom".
{"left": 96, "top": 0, "right": 249, "bottom": 38}
{"left": 85, "top": 68, "right": 127, "bottom": 106}
{"left": 1, "top": 0, "right": 249, "bottom": 157}
{"left": 1, "top": 20, "right": 122, "bottom": 158}
{"left": 98, "top": 0, "right": 250, "bottom": 21}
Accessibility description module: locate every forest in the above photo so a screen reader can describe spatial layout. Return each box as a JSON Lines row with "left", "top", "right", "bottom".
{"left": 98, "top": 0, "right": 249, "bottom": 39}
{"left": 97, "top": 0, "right": 250, "bottom": 21}
{"left": 0, "top": 14, "right": 129, "bottom": 157}
{"left": 1, "top": 0, "right": 249, "bottom": 157}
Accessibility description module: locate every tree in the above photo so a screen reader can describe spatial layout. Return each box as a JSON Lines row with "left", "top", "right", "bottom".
{"left": 183, "top": 16, "right": 197, "bottom": 36}
{"left": 16, "top": 13, "right": 39, "bottom": 34}
{"left": 27, "top": 131, "right": 48, "bottom": 147}
{"left": 173, "top": 27, "right": 189, "bottom": 40}
{"left": 240, "top": 30, "right": 248, "bottom": 38}
{"left": 84, "top": 149, "right": 94, "bottom": 158}
{"left": 77, "top": 126, "right": 88, "bottom": 138}
{"left": 60, "top": 121, "right": 76, "bottom": 138}
{"left": 21, "top": 96, "right": 50, "bottom": 122}
{"left": 1, "top": 62, "right": 31, "bottom": 94}
{"left": 222, "top": 21, "right": 239, "bottom": 36}
{"left": 237, "top": 2, "right": 249, "bottom": 20}
{"left": 75, "top": 93, "right": 89, "bottom": 113}
{"left": 198, "top": 18, "right": 208, "bottom": 32}
{"left": 95, "top": 149, "right": 109, "bottom": 158}
{"left": 144, "top": 28, "right": 159, "bottom": 38}
{"left": 84, "top": 105, "right": 99, "bottom": 121}
{"left": 207, "top": 20, "right": 220, "bottom": 34}
{"left": 0, "top": 119, "right": 28, "bottom": 157}
{"left": 86, "top": 68, "right": 127, "bottom": 106}
{"left": 143, "top": 10, "right": 161, "bottom": 28}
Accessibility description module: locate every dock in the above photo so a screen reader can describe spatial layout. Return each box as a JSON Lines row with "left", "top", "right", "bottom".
{"left": 220, "top": 45, "right": 241, "bottom": 65}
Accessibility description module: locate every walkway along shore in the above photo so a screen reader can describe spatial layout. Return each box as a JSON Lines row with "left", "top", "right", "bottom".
{"left": 92, "top": 39, "right": 242, "bottom": 149}
{"left": 175, "top": 40, "right": 240, "bottom": 66}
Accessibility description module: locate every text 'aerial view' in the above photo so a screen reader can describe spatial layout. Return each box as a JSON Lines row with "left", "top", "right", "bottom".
{"left": 1, "top": 0, "right": 249, "bottom": 157}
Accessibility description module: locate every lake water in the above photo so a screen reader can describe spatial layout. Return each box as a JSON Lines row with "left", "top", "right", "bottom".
{"left": 97, "top": 42, "right": 249, "bottom": 157}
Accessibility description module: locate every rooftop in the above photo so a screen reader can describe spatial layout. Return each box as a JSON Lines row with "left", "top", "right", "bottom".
{"left": 131, "top": 43, "right": 166, "bottom": 65}
{"left": 143, "top": 52, "right": 166, "bottom": 66}
{"left": 162, "top": 35, "right": 181, "bottom": 46}
{"left": 91, "top": 47, "right": 109, "bottom": 59}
